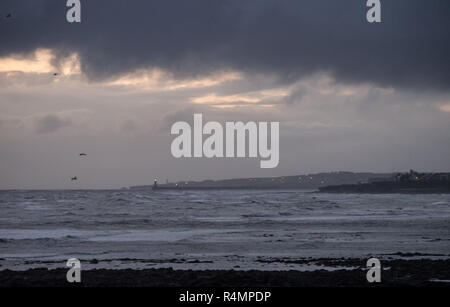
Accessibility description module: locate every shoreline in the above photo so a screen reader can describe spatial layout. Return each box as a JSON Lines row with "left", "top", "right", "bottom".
{"left": 1, "top": 258, "right": 449, "bottom": 287}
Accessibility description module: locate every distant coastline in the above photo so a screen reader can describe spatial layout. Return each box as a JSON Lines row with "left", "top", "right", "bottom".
{"left": 319, "top": 182, "right": 450, "bottom": 194}
{"left": 129, "top": 170, "right": 450, "bottom": 194}
{"left": 319, "top": 170, "right": 450, "bottom": 194}
{"left": 129, "top": 171, "right": 392, "bottom": 190}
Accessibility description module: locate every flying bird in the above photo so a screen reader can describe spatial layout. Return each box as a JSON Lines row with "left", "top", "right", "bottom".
{"left": 6, "top": 13, "right": 12, "bottom": 18}
{"left": 53, "top": 73, "right": 58, "bottom": 76}
{"left": 79, "top": 153, "right": 87, "bottom": 156}
{"left": 71, "top": 176, "right": 78, "bottom": 181}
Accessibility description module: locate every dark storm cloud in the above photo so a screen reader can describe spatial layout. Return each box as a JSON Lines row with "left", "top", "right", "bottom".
{"left": 1, "top": 0, "right": 449, "bottom": 91}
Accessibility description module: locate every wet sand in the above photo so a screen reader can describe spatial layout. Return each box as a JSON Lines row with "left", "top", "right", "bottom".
{"left": 1, "top": 258, "right": 449, "bottom": 287}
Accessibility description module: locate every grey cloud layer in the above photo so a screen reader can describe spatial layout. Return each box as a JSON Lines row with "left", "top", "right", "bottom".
{"left": 34, "top": 114, "right": 71, "bottom": 134}
{"left": 1, "top": 0, "right": 449, "bottom": 91}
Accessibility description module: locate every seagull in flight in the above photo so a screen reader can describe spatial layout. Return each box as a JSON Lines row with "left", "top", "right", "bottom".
{"left": 79, "top": 153, "right": 87, "bottom": 157}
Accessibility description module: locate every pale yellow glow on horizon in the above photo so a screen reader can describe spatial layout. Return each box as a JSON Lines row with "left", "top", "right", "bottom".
{"left": 438, "top": 104, "right": 450, "bottom": 113}
{"left": 192, "top": 93, "right": 261, "bottom": 104}
{"left": 0, "top": 48, "right": 240, "bottom": 90}
{"left": 212, "top": 104, "right": 241, "bottom": 109}
{"left": 109, "top": 70, "right": 242, "bottom": 91}
{"left": 258, "top": 88, "right": 290, "bottom": 98}
{"left": 0, "top": 49, "right": 54, "bottom": 73}
{"left": 192, "top": 88, "right": 289, "bottom": 106}
{"left": 212, "top": 104, "right": 276, "bottom": 109}
{"left": 0, "top": 48, "right": 81, "bottom": 76}
{"left": 166, "top": 72, "right": 241, "bottom": 90}
{"left": 108, "top": 70, "right": 163, "bottom": 86}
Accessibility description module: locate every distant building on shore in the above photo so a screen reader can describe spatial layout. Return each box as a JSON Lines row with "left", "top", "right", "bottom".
{"left": 392, "top": 170, "right": 450, "bottom": 183}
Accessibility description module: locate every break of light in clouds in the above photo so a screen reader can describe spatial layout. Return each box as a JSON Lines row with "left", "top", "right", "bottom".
{"left": 0, "top": 0, "right": 449, "bottom": 189}
{"left": 0, "top": 49, "right": 81, "bottom": 76}
{"left": 438, "top": 103, "right": 450, "bottom": 113}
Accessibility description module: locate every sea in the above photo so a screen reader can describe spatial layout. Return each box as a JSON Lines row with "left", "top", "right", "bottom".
{"left": 0, "top": 189, "right": 449, "bottom": 271}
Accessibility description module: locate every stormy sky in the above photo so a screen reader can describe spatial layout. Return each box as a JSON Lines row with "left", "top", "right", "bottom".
{"left": 0, "top": 0, "right": 449, "bottom": 189}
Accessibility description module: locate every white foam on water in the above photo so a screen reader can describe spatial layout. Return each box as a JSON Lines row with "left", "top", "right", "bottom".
{"left": 1, "top": 190, "right": 449, "bottom": 271}
{"left": 88, "top": 229, "right": 241, "bottom": 242}
{"left": 0, "top": 228, "right": 246, "bottom": 242}
{"left": 0, "top": 229, "right": 96, "bottom": 240}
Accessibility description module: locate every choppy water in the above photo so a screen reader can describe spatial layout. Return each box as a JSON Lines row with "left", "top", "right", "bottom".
{"left": 0, "top": 189, "right": 449, "bottom": 271}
